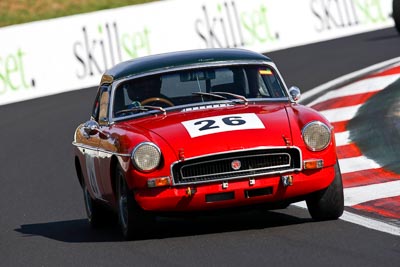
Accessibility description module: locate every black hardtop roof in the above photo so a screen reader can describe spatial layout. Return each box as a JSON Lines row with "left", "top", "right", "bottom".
{"left": 104, "top": 48, "right": 272, "bottom": 81}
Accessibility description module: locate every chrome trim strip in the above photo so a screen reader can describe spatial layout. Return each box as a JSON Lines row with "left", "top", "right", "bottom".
{"left": 72, "top": 142, "right": 131, "bottom": 157}
{"left": 180, "top": 152, "right": 291, "bottom": 180}
{"left": 108, "top": 61, "right": 289, "bottom": 123}
{"left": 170, "top": 146, "right": 303, "bottom": 186}
{"left": 172, "top": 146, "right": 300, "bottom": 164}
{"left": 173, "top": 169, "right": 298, "bottom": 186}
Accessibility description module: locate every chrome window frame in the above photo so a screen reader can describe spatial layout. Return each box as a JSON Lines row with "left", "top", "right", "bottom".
{"left": 107, "top": 60, "right": 291, "bottom": 124}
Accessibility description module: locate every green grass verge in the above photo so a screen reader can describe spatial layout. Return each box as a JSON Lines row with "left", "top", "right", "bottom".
{"left": 0, "top": 0, "right": 157, "bottom": 28}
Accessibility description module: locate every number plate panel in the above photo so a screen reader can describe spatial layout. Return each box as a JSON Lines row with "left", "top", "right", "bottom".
{"left": 181, "top": 113, "right": 265, "bottom": 138}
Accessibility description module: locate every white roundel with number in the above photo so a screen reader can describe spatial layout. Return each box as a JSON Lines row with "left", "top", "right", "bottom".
{"left": 182, "top": 113, "right": 265, "bottom": 138}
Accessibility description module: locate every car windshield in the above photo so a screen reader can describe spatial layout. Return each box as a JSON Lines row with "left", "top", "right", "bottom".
{"left": 113, "top": 65, "right": 287, "bottom": 117}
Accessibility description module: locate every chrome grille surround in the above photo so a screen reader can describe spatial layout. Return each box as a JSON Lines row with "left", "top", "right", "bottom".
{"left": 171, "top": 147, "right": 302, "bottom": 186}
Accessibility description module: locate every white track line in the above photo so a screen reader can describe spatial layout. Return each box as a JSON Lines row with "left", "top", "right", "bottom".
{"left": 307, "top": 74, "right": 400, "bottom": 107}
{"left": 344, "top": 181, "right": 400, "bottom": 206}
{"left": 293, "top": 180, "right": 400, "bottom": 210}
{"left": 338, "top": 156, "right": 381, "bottom": 174}
{"left": 300, "top": 57, "right": 400, "bottom": 103}
{"left": 319, "top": 105, "right": 362, "bottom": 123}
{"left": 292, "top": 202, "right": 400, "bottom": 236}
{"left": 340, "top": 211, "right": 400, "bottom": 236}
{"left": 335, "top": 131, "right": 351, "bottom": 146}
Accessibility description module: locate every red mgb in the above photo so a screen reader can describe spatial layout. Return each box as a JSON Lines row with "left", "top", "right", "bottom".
{"left": 73, "top": 48, "right": 344, "bottom": 240}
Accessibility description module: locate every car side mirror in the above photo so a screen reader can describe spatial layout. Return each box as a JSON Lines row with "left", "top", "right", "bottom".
{"left": 83, "top": 120, "right": 100, "bottom": 136}
{"left": 83, "top": 120, "right": 109, "bottom": 138}
{"left": 288, "top": 86, "right": 301, "bottom": 102}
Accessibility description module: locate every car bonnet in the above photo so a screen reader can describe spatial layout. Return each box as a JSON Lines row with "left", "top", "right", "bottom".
{"left": 121, "top": 103, "right": 293, "bottom": 159}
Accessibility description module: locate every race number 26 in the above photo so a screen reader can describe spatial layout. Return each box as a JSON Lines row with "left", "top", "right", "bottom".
{"left": 182, "top": 113, "right": 265, "bottom": 138}
{"left": 194, "top": 116, "right": 246, "bottom": 131}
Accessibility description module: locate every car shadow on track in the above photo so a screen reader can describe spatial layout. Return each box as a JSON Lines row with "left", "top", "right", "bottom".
{"left": 14, "top": 207, "right": 313, "bottom": 242}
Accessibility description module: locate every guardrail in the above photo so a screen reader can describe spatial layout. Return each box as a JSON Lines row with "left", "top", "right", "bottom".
{"left": 0, "top": 0, "right": 394, "bottom": 106}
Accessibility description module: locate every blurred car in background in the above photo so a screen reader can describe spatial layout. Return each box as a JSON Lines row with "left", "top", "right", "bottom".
{"left": 72, "top": 48, "right": 344, "bottom": 240}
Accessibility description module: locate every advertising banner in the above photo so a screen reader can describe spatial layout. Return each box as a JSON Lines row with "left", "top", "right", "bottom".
{"left": 0, "top": 0, "right": 394, "bottom": 105}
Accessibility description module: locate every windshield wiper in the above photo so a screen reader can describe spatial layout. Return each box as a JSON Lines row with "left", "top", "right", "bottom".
{"left": 192, "top": 92, "right": 227, "bottom": 100}
{"left": 212, "top": 92, "right": 248, "bottom": 105}
{"left": 192, "top": 91, "right": 248, "bottom": 105}
{"left": 115, "top": 105, "right": 166, "bottom": 116}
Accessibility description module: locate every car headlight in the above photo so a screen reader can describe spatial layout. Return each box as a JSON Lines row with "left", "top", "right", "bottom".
{"left": 302, "top": 121, "right": 331, "bottom": 151}
{"left": 131, "top": 142, "right": 161, "bottom": 172}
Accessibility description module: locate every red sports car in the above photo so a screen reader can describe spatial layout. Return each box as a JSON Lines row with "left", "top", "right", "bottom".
{"left": 73, "top": 48, "right": 344, "bottom": 240}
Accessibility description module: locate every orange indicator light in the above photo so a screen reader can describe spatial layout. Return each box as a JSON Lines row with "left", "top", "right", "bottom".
{"left": 147, "top": 177, "right": 171, "bottom": 188}
{"left": 304, "top": 159, "right": 324, "bottom": 169}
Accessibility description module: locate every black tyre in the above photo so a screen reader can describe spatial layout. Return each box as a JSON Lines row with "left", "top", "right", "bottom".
{"left": 83, "top": 184, "right": 109, "bottom": 228}
{"left": 394, "top": 0, "right": 400, "bottom": 33}
{"left": 306, "top": 161, "right": 344, "bottom": 221}
{"left": 116, "top": 165, "right": 154, "bottom": 240}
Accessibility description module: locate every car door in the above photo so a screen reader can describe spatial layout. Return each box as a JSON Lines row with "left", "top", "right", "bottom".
{"left": 96, "top": 85, "right": 118, "bottom": 201}
{"left": 81, "top": 85, "right": 110, "bottom": 200}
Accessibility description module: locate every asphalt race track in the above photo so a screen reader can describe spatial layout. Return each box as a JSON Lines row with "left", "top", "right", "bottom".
{"left": 1, "top": 28, "right": 399, "bottom": 266}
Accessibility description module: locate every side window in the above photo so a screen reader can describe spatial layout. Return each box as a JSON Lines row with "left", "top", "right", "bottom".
{"left": 98, "top": 90, "right": 110, "bottom": 125}
{"left": 257, "top": 67, "right": 286, "bottom": 98}
{"left": 91, "top": 85, "right": 110, "bottom": 123}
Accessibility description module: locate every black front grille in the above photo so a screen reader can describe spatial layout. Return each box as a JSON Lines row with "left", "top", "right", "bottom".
{"left": 172, "top": 148, "right": 301, "bottom": 185}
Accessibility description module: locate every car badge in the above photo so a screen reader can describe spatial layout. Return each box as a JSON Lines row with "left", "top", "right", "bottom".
{"left": 231, "top": 160, "right": 241, "bottom": 170}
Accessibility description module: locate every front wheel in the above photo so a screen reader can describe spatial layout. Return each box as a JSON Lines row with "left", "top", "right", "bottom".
{"left": 116, "top": 165, "right": 154, "bottom": 240}
{"left": 306, "top": 161, "right": 344, "bottom": 220}
{"left": 83, "top": 184, "right": 109, "bottom": 228}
